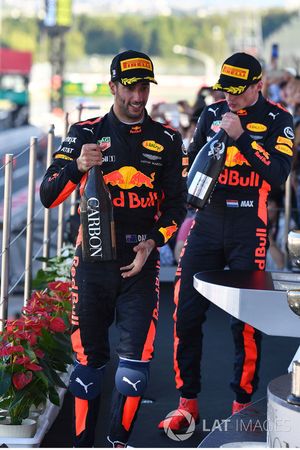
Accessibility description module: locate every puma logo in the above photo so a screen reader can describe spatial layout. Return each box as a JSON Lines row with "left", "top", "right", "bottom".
{"left": 164, "top": 130, "right": 175, "bottom": 141}
{"left": 208, "top": 107, "right": 219, "bottom": 117}
{"left": 83, "top": 127, "right": 94, "bottom": 134}
{"left": 268, "top": 112, "right": 279, "bottom": 120}
{"left": 122, "top": 376, "right": 141, "bottom": 391}
{"left": 75, "top": 377, "right": 94, "bottom": 393}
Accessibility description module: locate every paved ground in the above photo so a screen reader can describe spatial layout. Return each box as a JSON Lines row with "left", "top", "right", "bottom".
{"left": 38, "top": 281, "right": 299, "bottom": 448}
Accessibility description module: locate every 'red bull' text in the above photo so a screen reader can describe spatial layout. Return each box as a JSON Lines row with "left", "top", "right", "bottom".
{"left": 218, "top": 169, "right": 260, "bottom": 187}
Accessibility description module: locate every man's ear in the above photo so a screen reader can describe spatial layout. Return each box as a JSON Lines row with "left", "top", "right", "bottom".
{"left": 257, "top": 80, "right": 263, "bottom": 92}
{"left": 109, "top": 81, "right": 116, "bottom": 95}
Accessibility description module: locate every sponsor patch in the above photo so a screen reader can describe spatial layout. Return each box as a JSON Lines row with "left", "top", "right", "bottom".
{"left": 65, "top": 136, "right": 77, "bottom": 144}
{"left": 211, "top": 121, "right": 221, "bottom": 133}
{"left": 240, "top": 200, "right": 254, "bottom": 207}
{"left": 54, "top": 154, "right": 73, "bottom": 161}
{"left": 221, "top": 64, "right": 249, "bottom": 80}
{"left": 120, "top": 57, "right": 152, "bottom": 72}
{"left": 126, "top": 234, "right": 147, "bottom": 243}
{"left": 60, "top": 146, "right": 73, "bottom": 154}
{"left": 97, "top": 136, "right": 111, "bottom": 151}
{"left": 251, "top": 142, "right": 270, "bottom": 159}
{"left": 226, "top": 199, "right": 239, "bottom": 208}
{"left": 284, "top": 127, "right": 295, "bottom": 140}
{"left": 182, "top": 144, "right": 187, "bottom": 155}
{"left": 130, "top": 126, "right": 142, "bottom": 134}
{"left": 275, "top": 144, "right": 293, "bottom": 156}
{"left": 142, "top": 140, "right": 164, "bottom": 152}
{"left": 142, "top": 153, "right": 161, "bottom": 161}
{"left": 277, "top": 136, "right": 293, "bottom": 147}
{"left": 246, "top": 123, "right": 267, "bottom": 132}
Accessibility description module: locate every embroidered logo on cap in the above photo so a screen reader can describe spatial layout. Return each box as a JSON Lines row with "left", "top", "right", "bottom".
{"left": 221, "top": 64, "right": 249, "bottom": 80}
{"left": 120, "top": 58, "right": 153, "bottom": 72}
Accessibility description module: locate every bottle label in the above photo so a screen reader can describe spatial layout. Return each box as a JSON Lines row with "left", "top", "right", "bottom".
{"left": 87, "top": 197, "right": 103, "bottom": 257}
{"left": 188, "top": 171, "right": 213, "bottom": 200}
{"left": 208, "top": 140, "right": 226, "bottom": 160}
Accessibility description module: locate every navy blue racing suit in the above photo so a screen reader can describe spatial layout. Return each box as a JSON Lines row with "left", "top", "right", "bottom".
{"left": 40, "top": 107, "right": 187, "bottom": 445}
{"left": 174, "top": 93, "right": 294, "bottom": 403}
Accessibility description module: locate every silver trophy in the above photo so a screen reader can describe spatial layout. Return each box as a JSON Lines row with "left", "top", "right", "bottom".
{"left": 287, "top": 230, "right": 300, "bottom": 406}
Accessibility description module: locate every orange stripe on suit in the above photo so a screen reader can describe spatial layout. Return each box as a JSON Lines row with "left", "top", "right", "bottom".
{"left": 173, "top": 278, "right": 183, "bottom": 389}
{"left": 50, "top": 180, "right": 77, "bottom": 208}
{"left": 258, "top": 180, "right": 270, "bottom": 226}
{"left": 121, "top": 397, "right": 141, "bottom": 431}
{"left": 71, "top": 328, "right": 88, "bottom": 365}
{"left": 239, "top": 324, "right": 258, "bottom": 394}
{"left": 141, "top": 319, "right": 156, "bottom": 361}
{"left": 75, "top": 398, "right": 88, "bottom": 436}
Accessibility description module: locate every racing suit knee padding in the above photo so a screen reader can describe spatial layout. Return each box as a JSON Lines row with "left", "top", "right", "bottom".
{"left": 115, "top": 359, "right": 150, "bottom": 397}
{"left": 69, "top": 361, "right": 105, "bottom": 400}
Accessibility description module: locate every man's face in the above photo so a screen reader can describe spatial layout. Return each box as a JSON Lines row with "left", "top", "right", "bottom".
{"left": 224, "top": 81, "right": 262, "bottom": 112}
{"left": 109, "top": 81, "right": 150, "bottom": 122}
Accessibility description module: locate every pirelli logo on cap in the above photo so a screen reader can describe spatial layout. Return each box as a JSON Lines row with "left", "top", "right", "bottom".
{"left": 121, "top": 58, "right": 152, "bottom": 72}
{"left": 221, "top": 64, "right": 249, "bottom": 80}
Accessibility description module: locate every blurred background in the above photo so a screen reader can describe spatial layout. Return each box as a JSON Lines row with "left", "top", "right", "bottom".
{"left": 2, "top": 0, "right": 300, "bottom": 295}
{"left": 1, "top": 0, "right": 300, "bottom": 130}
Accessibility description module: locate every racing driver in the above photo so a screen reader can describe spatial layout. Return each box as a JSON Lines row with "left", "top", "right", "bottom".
{"left": 158, "top": 52, "right": 294, "bottom": 432}
{"left": 40, "top": 49, "right": 187, "bottom": 447}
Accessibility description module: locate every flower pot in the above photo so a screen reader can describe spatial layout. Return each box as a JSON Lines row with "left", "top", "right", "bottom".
{"left": 29, "top": 402, "right": 46, "bottom": 415}
{"left": 0, "top": 418, "right": 37, "bottom": 438}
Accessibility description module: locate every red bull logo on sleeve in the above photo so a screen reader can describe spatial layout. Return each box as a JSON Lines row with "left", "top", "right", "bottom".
{"left": 251, "top": 142, "right": 270, "bottom": 166}
{"left": 159, "top": 221, "right": 178, "bottom": 243}
{"left": 104, "top": 166, "right": 155, "bottom": 189}
{"left": 225, "top": 146, "right": 250, "bottom": 167}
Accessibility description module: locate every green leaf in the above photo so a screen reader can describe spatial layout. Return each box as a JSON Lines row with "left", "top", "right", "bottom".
{"left": 48, "top": 386, "right": 60, "bottom": 406}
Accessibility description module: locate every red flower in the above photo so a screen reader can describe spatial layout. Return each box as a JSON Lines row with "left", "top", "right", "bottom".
{"left": 48, "top": 281, "right": 71, "bottom": 293}
{"left": 49, "top": 317, "right": 67, "bottom": 333}
{"left": 34, "top": 349, "right": 45, "bottom": 358}
{"left": 12, "top": 371, "right": 33, "bottom": 390}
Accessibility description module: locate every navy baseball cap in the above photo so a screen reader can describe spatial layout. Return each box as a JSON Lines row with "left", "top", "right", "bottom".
{"left": 110, "top": 50, "right": 157, "bottom": 86}
{"left": 213, "top": 52, "right": 262, "bottom": 95}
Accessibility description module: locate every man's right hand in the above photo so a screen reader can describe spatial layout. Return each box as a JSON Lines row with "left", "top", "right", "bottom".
{"left": 76, "top": 143, "right": 103, "bottom": 172}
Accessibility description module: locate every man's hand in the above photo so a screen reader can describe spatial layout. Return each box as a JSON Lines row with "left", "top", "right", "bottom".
{"left": 220, "top": 112, "right": 244, "bottom": 141}
{"left": 120, "top": 239, "right": 156, "bottom": 278}
{"left": 76, "top": 143, "right": 105, "bottom": 172}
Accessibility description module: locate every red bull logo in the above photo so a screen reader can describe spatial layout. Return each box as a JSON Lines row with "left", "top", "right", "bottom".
{"left": 159, "top": 221, "right": 178, "bottom": 243}
{"left": 225, "top": 146, "right": 250, "bottom": 167}
{"left": 251, "top": 142, "right": 270, "bottom": 166}
{"left": 104, "top": 166, "right": 155, "bottom": 189}
{"left": 130, "top": 126, "right": 142, "bottom": 134}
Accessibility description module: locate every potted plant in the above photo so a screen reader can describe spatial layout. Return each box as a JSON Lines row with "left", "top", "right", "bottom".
{"left": 0, "top": 280, "right": 73, "bottom": 436}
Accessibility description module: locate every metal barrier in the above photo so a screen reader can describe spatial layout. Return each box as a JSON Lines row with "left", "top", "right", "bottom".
{"left": 0, "top": 154, "right": 13, "bottom": 332}
{"left": 0, "top": 103, "right": 297, "bottom": 326}
{"left": 0, "top": 124, "right": 71, "bottom": 325}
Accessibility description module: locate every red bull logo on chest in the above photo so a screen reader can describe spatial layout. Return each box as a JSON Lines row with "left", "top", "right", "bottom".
{"left": 104, "top": 166, "right": 155, "bottom": 189}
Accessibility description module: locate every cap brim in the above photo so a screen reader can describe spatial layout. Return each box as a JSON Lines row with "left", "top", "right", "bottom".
{"left": 212, "top": 81, "right": 248, "bottom": 95}
{"left": 119, "top": 76, "right": 157, "bottom": 86}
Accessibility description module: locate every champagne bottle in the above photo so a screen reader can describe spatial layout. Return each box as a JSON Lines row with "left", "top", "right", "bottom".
{"left": 187, "top": 128, "right": 229, "bottom": 209}
{"left": 80, "top": 165, "right": 117, "bottom": 262}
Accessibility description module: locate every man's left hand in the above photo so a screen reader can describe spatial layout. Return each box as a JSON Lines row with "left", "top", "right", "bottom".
{"left": 120, "top": 239, "right": 156, "bottom": 278}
